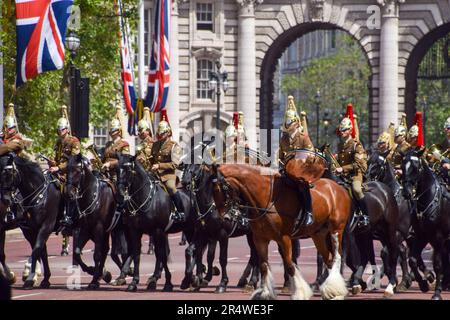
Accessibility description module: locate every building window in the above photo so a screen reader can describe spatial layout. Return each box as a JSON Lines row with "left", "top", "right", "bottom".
{"left": 196, "top": 2, "right": 213, "bottom": 31}
{"left": 197, "top": 59, "right": 214, "bottom": 99}
{"left": 93, "top": 126, "right": 108, "bottom": 148}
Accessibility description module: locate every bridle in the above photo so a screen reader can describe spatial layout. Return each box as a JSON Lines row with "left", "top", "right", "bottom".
{"left": 183, "top": 164, "right": 215, "bottom": 221}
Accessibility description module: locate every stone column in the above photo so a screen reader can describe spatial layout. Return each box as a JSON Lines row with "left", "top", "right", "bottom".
{"left": 236, "top": 0, "right": 262, "bottom": 149}
{"left": 166, "top": 0, "right": 181, "bottom": 142}
{"left": 378, "top": 0, "right": 404, "bottom": 131}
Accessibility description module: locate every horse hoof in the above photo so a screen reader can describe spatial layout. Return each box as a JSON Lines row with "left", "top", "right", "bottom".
{"left": 39, "top": 280, "right": 51, "bottom": 289}
{"left": 23, "top": 280, "right": 36, "bottom": 289}
{"left": 419, "top": 281, "right": 430, "bottom": 293}
{"left": 199, "top": 279, "right": 209, "bottom": 288}
{"left": 212, "top": 266, "right": 220, "bottom": 276}
{"left": 310, "top": 282, "right": 321, "bottom": 293}
{"left": 163, "top": 283, "right": 174, "bottom": 292}
{"left": 281, "top": 286, "right": 290, "bottom": 294}
{"left": 147, "top": 279, "right": 157, "bottom": 291}
{"left": 7, "top": 272, "right": 16, "bottom": 285}
{"left": 88, "top": 282, "right": 100, "bottom": 290}
{"left": 180, "top": 277, "right": 190, "bottom": 290}
{"left": 431, "top": 294, "right": 442, "bottom": 300}
{"left": 126, "top": 283, "right": 137, "bottom": 292}
{"left": 243, "top": 284, "right": 254, "bottom": 293}
{"left": 396, "top": 279, "right": 411, "bottom": 292}
{"left": 112, "top": 278, "right": 127, "bottom": 286}
{"left": 215, "top": 285, "right": 226, "bottom": 294}
{"left": 352, "top": 285, "right": 362, "bottom": 295}
{"left": 426, "top": 272, "right": 436, "bottom": 284}
{"left": 237, "top": 278, "right": 247, "bottom": 288}
{"left": 103, "top": 271, "right": 112, "bottom": 284}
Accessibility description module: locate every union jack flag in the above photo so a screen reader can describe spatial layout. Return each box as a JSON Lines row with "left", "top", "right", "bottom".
{"left": 15, "top": 0, "right": 73, "bottom": 87}
{"left": 144, "top": 0, "right": 170, "bottom": 113}
{"left": 117, "top": 0, "right": 137, "bottom": 134}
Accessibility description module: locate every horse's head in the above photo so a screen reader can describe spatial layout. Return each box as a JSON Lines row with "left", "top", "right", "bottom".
{"left": 366, "top": 151, "right": 387, "bottom": 181}
{"left": 401, "top": 149, "right": 425, "bottom": 200}
{"left": 66, "top": 153, "right": 90, "bottom": 201}
{"left": 117, "top": 154, "right": 136, "bottom": 201}
{"left": 0, "top": 153, "right": 19, "bottom": 206}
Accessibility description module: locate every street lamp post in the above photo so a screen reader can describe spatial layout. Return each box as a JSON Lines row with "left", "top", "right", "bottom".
{"left": 315, "top": 90, "right": 321, "bottom": 146}
{"left": 421, "top": 96, "right": 428, "bottom": 145}
{"left": 323, "top": 109, "right": 331, "bottom": 142}
{"left": 65, "top": 30, "right": 80, "bottom": 135}
{"left": 209, "top": 61, "right": 229, "bottom": 132}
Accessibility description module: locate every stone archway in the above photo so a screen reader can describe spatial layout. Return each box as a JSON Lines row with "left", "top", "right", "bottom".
{"left": 258, "top": 22, "right": 375, "bottom": 150}
{"left": 405, "top": 22, "right": 450, "bottom": 127}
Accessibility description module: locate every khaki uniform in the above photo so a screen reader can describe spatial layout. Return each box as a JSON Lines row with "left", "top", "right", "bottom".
{"left": 378, "top": 147, "right": 394, "bottom": 163}
{"left": 54, "top": 134, "right": 81, "bottom": 172}
{"left": 337, "top": 137, "right": 367, "bottom": 200}
{"left": 278, "top": 130, "right": 314, "bottom": 165}
{"left": 391, "top": 140, "right": 411, "bottom": 169}
{"left": 103, "top": 138, "right": 130, "bottom": 169}
{"left": 151, "top": 138, "right": 182, "bottom": 194}
{"left": 136, "top": 136, "right": 154, "bottom": 171}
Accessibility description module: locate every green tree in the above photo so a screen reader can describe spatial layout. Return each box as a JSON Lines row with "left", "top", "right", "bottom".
{"left": 1, "top": 0, "right": 138, "bottom": 155}
{"left": 281, "top": 32, "right": 371, "bottom": 147}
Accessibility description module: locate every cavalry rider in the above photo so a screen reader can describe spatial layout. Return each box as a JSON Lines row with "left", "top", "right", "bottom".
{"left": 392, "top": 115, "right": 411, "bottom": 177}
{"left": 150, "top": 110, "right": 185, "bottom": 223}
{"left": 223, "top": 112, "right": 249, "bottom": 164}
{"left": 136, "top": 107, "right": 154, "bottom": 171}
{"left": 101, "top": 107, "right": 130, "bottom": 181}
{"left": 428, "top": 116, "right": 450, "bottom": 175}
{"left": 376, "top": 131, "right": 394, "bottom": 162}
{"left": 334, "top": 104, "right": 370, "bottom": 228}
{"left": 0, "top": 104, "right": 29, "bottom": 224}
{"left": 278, "top": 96, "right": 315, "bottom": 228}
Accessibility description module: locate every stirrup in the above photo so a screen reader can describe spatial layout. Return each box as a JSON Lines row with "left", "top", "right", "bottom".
{"left": 303, "top": 212, "right": 314, "bottom": 227}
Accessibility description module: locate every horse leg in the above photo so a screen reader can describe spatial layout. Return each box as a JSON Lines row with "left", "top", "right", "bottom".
{"left": 251, "top": 237, "right": 276, "bottom": 300}
{"left": 0, "top": 228, "right": 16, "bottom": 284}
{"left": 87, "top": 235, "right": 106, "bottom": 290}
{"left": 126, "top": 230, "right": 142, "bottom": 292}
{"left": 313, "top": 233, "right": 348, "bottom": 300}
{"left": 180, "top": 240, "right": 196, "bottom": 290}
{"left": 160, "top": 235, "right": 173, "bottom": 292}
{"left": 23, "top": 226, "right": 52, "bottom": 289}
{"left": 408, "top": 237, "right": 430, "bottom": 293}
{"left": 73, "top": 229, "right": 94, "bottom": 275}
{"left": 366, "top": 238, "right": 381, "bottom": 291}
{"left": 311, "top": 253, "right": 325, "bottom": 293}
{"left": 147, "top": 230, "right": 165, "bottom": 291}
{"left": 382, "top": 230, "right": 400, "bottom": 298}
{"left": 397, "top": 242, "right": 412, "bottom": 292}
{"left": 38, "top": 244, "right": 51, "bottom": 289}
{"left": 204, "top": 238, "right": 217, "bottom": 283}
{"left": 237, "top": 233, "right": 254, "bottom": 289}
{"left": 215, "top": 232, "right": 229, "bottom": 293}
{"left": 430, "top": 239, "right": 445, "bottom": 300}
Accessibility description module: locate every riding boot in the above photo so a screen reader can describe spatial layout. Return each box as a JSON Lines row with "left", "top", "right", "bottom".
{"left": 171, "top": 192, "right": 186, "bottom": 223}
{"left": 60, "top": 204, "right": 75, "bottom": 234}
{"left": 357, "top": 197, "right": 370, "bottom": 228}
{"left": 300, "top": 184, "right": 314, "bottom": 227}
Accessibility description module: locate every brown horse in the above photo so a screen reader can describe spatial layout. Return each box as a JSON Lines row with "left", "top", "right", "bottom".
{"left": 212, "top": 164, "right": 352, "bottom": 300}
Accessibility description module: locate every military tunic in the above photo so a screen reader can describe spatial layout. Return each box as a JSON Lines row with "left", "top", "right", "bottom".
{"left": 391, "top": 140, "right": 411, "bottom": 169}
{"left": 0, "top": 133, "right": 27, "bottom": 157}
{"left": 54, "top": 134, "right": 81, "bottom": 172}
{"left": 278, "top": 129, "right": 314, "bottom": 165}
{"left": 103, "top": 137, "right": 130, "bottom": 170}
{"left": 337, "top": 137, "right": 367, "bottom": 200}
{"left": 151, "top": 138, "right": 182, "bottom": 194}
{"left": 136, "top": 135, "right": 154, "bottom": 171}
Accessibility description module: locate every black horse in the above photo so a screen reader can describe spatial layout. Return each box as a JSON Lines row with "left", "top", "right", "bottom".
{"left": 366, "top": 150, "right": 437, "bottom": 291}
{"left": 65, "top": 154, "right": 117, "bottom": 289}
{"left": 0, "top": 154, "right": 63, "bottom": 289}
{"left": 117, "top": 154, "right": 196, "bottom": 292}
{"left": 0, "top": 192, "right": 19, "bottom": 285}
{"left": 401, "top": 149, "right": 450, "bottom": 300}
{"left": 181, "top": 163, "right": 260, "bottom": 293}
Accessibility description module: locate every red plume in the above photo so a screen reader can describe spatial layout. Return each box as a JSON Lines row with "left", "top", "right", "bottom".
{"left": 415, "top": 111, "right": 424, "bottom": 148}
{"left": 160, "top": 109, "right": 170, "bottom": 126}
{"left": 345, "top": 103, "right": 356, "bottom": 139}
{"left": 233, "top": 112, "right": 239, "bottom": 130}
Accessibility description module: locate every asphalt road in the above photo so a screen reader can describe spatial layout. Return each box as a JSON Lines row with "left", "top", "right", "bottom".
{"left": 4, "top": 230, "right": 449, "bottom": 300}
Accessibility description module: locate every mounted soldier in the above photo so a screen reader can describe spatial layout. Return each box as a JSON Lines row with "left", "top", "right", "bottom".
{"left": 101, "top": 107, "right": 130, "bottom": 181}
{"left": 334, "top": 104, "right": 370, "bottom": 227}
{"left": 136, "top": 107, "right": 154, "bottom": 171}
{"left": 223, "top": 112, "right": 249, "bottom": 164}
{"left": 150, "top": 110, "right": 185, "bottom": 223}
{"left": 376, "top": 122, "right": 395, "bottom": 162}
{"left": 392, "top": 113, "right": 411, "bottom": 177}
{"left": 278, "top": 96, "right": 314, "bottom": 227}
{"left": 427, "top": 116, "right": 450, "bottom": 182}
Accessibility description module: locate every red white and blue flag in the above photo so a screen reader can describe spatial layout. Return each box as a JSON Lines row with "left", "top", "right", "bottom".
{"left": 117, "top": 0, "right": 137, "bottom": 134}
{"left": 15, "top": 0, "right": 73, "bottom": 87}
{"left": 144, "top": 0, "right": 170, "bottom": 113}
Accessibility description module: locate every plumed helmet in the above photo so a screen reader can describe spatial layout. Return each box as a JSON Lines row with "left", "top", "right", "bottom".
{"left": 377, "top": 132, "right": 391, "bottom": 145}
{"left": 444, "top": 116, "right": 450, "bottom": 130}
{"left": 157, "top": 120, "right": 171, "bottom": 135}
{"left": 408, "top": 125, "right": 418, "bottom": 138}
{"left": 110, "top": 106, "right": 124, "bottom": 134}
{"left": 138, "top": 107, "right": 151, "bottom": 132}
{"left": 225, "top": 124, "right": 237, "bottom": 139}
{"left": 339, "top": 117, "right": 353, "bottom": 132}
{"left": 57, "top": 105, "right": 70, "bottom": 131}
{"left": 394, "top": 125, "right": 407, "bottom": 137}
{"left": 283, "top": 96, "right": 300, "bottom": 130}
{"left": 4, "top": 103, "right": 17, "bottom": 130}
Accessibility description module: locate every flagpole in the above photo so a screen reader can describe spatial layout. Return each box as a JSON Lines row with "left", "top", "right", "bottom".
{"left": 0, "top": 6, "right": 4, "bottom": 126}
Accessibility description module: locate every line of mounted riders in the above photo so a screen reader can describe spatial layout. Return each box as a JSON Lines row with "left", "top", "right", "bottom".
{"left": 0, "top": 97, "right": 449, "bottom": 300}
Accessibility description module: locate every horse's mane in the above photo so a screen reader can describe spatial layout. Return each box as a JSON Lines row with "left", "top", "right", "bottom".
{"left": 13, "top": 156, "right": 43, "bottom": 176}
